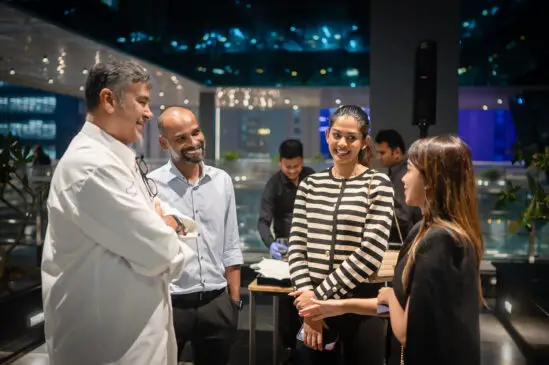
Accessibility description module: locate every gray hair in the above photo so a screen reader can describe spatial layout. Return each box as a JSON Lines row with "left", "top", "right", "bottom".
{"left": 84, "top": 59, "right": 151, "bottom": 111}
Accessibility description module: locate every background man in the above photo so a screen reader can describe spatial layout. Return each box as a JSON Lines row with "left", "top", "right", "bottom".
{"left": 148, "top": 106, "right": 243, "bottom": 365}
{"left": 257, "top": 138, "right": 315, "bottom": 363}
{"left": 374, "top": 129, "right": 422, "bottom": 241}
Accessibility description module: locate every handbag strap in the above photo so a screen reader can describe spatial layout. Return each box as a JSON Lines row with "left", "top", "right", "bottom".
{"left": 367, "top": 171, "right": 404, "bottom": 245}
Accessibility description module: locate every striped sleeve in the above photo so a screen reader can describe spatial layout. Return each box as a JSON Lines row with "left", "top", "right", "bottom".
{"left": 313, "top": 174, "right": 394, "bottom": 299}
{"left": 288, "top": 178, "right": 314, "bottom": 291}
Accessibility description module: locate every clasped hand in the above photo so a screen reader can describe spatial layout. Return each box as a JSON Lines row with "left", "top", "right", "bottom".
{"left": 377, "top": 287, "right": 394, "bottom": 305}
{"left": 290, "top": 289, "right": 326, "bottom": 351}
{"left": 154, "top": 199, "right": 185, "bottom": 235}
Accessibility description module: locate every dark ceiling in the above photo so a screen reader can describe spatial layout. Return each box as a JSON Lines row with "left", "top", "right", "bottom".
{"left": 2, "top": 0, "right": 548, "bottom": 87}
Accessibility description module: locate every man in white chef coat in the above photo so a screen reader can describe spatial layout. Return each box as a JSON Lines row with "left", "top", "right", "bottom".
{"left": 41, "top": 60, "right": 191, "bottom": 365}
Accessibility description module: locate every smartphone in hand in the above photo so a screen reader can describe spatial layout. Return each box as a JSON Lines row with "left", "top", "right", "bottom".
{"left": 377, "top": 304, "right": 390, "bottom": 315}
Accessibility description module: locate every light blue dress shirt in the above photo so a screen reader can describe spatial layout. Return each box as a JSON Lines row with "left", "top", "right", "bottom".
{"left": 148, "top": 160, "right": 243, "bottom": 295}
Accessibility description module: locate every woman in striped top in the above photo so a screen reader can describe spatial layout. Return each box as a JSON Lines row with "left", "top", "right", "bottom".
{"left": 288, "top": 105, "right": 394, "bottom": 365}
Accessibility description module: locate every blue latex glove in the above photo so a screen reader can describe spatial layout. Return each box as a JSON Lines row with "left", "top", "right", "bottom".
{"left": 269, "top": 242, "right": 288, "bottom": 260}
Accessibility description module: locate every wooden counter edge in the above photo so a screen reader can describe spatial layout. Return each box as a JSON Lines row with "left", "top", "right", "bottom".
{"left": 247, "top": 279, "right": 294, "bottom": 294}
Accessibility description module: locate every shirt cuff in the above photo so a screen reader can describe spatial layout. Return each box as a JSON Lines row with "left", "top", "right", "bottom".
{"left": 223, "top": 250, "right": 244, "bottom": 267}
{"left": 297, "top": 284, "right": 315, "bottom": 292}
{"left": 314, "top": 280, "right": 341, "bottom": 300}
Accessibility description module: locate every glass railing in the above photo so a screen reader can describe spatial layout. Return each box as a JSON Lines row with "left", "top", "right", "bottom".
{"left": 147, "top": 159, "right": 549, "bottom": 263}
{"left": 1, "top": 160, "right": 547, "bottom": 277}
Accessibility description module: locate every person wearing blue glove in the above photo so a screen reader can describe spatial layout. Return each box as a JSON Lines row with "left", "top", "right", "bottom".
{"left": 257, "top": 139, "right": 315, "bottom": 363}
{"left": 269, "top": 241, "right": 288, "bottom": 260}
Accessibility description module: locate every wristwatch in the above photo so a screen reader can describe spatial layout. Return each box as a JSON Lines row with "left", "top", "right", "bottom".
{"left": 232, "top": 299, "right": 244, "bottom": 311}
{"left": 170, "top": 215, "right": 185, "bottom": 235}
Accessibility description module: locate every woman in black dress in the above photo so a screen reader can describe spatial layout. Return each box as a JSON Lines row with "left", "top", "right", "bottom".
{"left": 301, "top": 136, "right": 483, "bottom": 365}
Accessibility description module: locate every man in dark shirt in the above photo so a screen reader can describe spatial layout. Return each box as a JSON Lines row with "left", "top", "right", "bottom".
{"left": 32, "top": 145, "right": 52, "bottom": 166}
{"left": 375, "top": 130, "right": 422, "bottom": 243}
{"left": 257, "top": 139, "right": 314, "bottom": 362}
{"left": 257, "top": 139, "right": 315, "bottom": 256}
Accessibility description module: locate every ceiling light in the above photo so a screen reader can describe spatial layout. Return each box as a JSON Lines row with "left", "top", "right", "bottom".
{"left": 183, "top": 99, "right": 189, "bottom": 105}
{"left": 79, "top": 86, "right": 84, "bottom": 91}
{"left": 176, "top": 85, "right": 182, "bottom": 90}
{"left": 9, "top": 69, "right": 15, "bottom": 75}
{"left": 42, "top": 56, "right": 49, "bottom": 64}
{"left": 159, "top": 91, "right": 164, "bottom": 97}
{"left": 335, "top": 99, "right": 341, "bottom": 105}
{"left": 284, "top": 98, "right": 290, "bottom": 104}
{"left": 293, "top": 105, "right": 299, "bottom": 110}
{"left": 48, "top": 78, "right": 54, "bottom": 84}
{"left": 497, "top": 98, "right": 503, "bottom": 104}
{"left": 82, "top": 69, "right": 88, "bottom": 75}
{"left": 160, "top": 105, "right": 166, "bottom": 110}
{"left": 482, "top": 105, "right": 488, "bottom": 110}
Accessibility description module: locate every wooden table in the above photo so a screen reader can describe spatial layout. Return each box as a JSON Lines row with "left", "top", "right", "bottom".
{"left": 247, "top": 279, "right": 293, "bottom": 365}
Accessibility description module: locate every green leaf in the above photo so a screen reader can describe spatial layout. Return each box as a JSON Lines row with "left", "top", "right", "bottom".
{"left": 526, "top": 173, "right": 538, "bottom": 197}
{"left": 496, "top": 181, "right": 521, "bottom": 209}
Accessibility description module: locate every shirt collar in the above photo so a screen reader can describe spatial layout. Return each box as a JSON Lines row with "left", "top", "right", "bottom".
{"left": 389, "top": 158, "right": 407, "bottom": 177}
{"left": 81, "top": 122, "right": 136, "bottom": 170}
{"left": 165, "top": 159, "right": 211, "bottom": 184}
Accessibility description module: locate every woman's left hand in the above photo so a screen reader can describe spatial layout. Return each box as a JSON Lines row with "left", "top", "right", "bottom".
{"left": 289, "top": 289, "right": 317, "bottom": 310}
{"left": 299, "top": 298, "right": 344, "bottom": 321}
{"left": 377, "top": 287, "right": 395, "bottom": 305}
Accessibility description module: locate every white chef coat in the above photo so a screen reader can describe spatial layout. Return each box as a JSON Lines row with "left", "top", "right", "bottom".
{"left": 41, "top": 122, "right": 192, "bottom": 365}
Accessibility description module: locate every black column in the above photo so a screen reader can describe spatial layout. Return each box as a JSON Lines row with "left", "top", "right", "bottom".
{"left": 370, "top": 0, "right": 460, "bottom": 146}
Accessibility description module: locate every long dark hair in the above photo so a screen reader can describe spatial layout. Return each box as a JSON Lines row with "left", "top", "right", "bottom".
{"left": 402, "top": 136, "right": 484, "bottom": 302}
{"left": 328, "top": 105, "right": 371, "bottom": 167}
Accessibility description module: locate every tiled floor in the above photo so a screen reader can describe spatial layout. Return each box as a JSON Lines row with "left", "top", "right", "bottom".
{"left": 9, "top": 292, "right": 526, "bottom": 365}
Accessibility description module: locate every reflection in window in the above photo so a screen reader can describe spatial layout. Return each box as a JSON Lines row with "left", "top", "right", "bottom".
{"left": 0, "top": 120, "right": 56, "bottom": 140}
{"left": 40, "top": 145, "right": 57, "bottom": 160}
{"left": 0, "top": 96, "right": 57, "bottom": 114}
{"left": 101, "top": 0, "right": 119, "bottom": 10}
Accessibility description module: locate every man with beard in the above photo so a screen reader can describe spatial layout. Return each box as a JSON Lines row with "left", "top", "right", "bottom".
{"left": 148, "top": 106, "right": 243, "bottom": 365}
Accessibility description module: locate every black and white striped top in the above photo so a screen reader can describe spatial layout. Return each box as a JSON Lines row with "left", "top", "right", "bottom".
{"left": 288, "top": 168, "right": 394, "bottom": 300}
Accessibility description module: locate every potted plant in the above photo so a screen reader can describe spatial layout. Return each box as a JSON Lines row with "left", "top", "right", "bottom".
{"left": 0, "top": 133, "right": 47, "bottom": 296}
{"left": 492, "top": 142, "right": 549, "bottom": 364}
{"left": 496, "top": 143, "right": 549, "bottom": 263}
